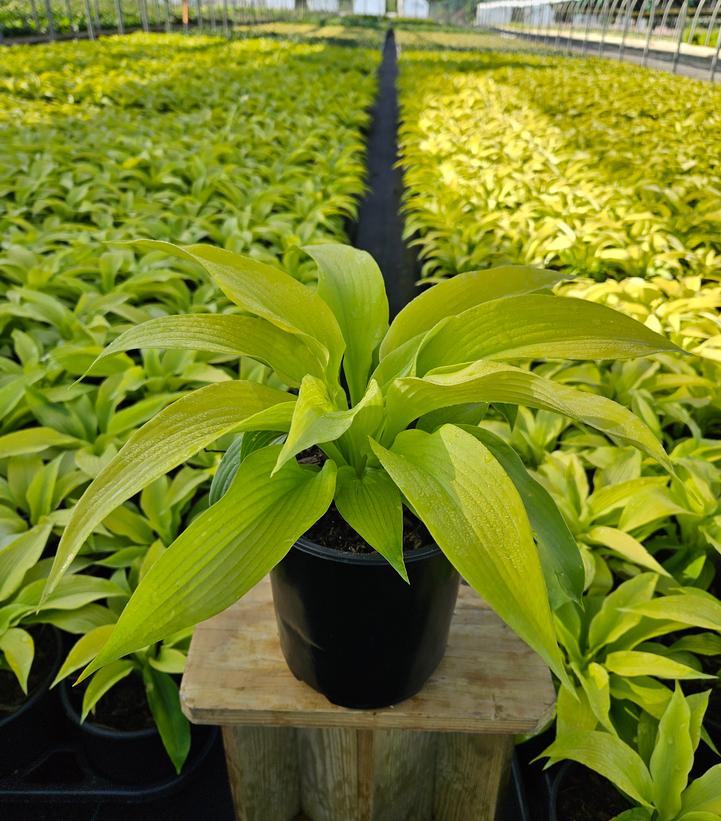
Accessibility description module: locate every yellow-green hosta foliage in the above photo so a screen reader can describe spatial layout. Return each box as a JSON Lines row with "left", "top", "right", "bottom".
{"left": 394, "top": 28, "right": 539, "bottom": 52}
{"left": 0, "top": 31, "right": 378, "bottom": 539}
{"left": 398, "top": 49, "right": 721, "bottom": 281}
{"left": 0, "top": 34, "right": 376, "bottom": 763}
{"left": 393, "top": 43, "right": 721, "bottom": 807}
{"left": 0, "top": 33, "right": 376, "bottom": 283}
{"left": 0, "top": 32, "right": 377, "bottom": 470}
{"left": 560, "top": 276, "right": 721, "bottom": 361}
{"left": 552, "top": 275, "right": 721, "bottom": 435}
{"left": 235, "top": 22, "right": 387, "bottom": 48}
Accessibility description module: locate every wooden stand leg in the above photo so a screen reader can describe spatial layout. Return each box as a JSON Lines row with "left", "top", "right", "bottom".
{"left": 299, "top": 727, "right": 358, "bottom": 821}
{"left": 433, "top": 734, "right": 514, "bottom": 821}
{"left": 298, "top": 727, "right": 436, "bottom": 821}
{"left": 221, "top": 725, "right": 514, "bottom": 821}
{"left": 369, "top": 729, "right": 437, "bottom": 821}
{"left": 222, "top": 726, "right": 300, "bottom": 821}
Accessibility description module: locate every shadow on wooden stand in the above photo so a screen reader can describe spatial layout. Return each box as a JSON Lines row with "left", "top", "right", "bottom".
{"left": 181, "top": 579, "right": 555, "bottom": 821}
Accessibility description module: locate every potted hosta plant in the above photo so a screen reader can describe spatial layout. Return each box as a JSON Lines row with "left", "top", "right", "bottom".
{"left": 0, "top": 519, "right": 124, "bottom": 774}
{"left": 544, "top": 685, "right": 721, "bottom": 821}
{"left": 43, "top": 243, "right": 679, "bottom": 708}
{"left": 53, "top": 543, "right": 194, "bottom": 781}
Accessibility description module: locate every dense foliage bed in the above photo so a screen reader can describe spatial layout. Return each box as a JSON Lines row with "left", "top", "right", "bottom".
{"left": 0, "top": 32, "right": 377, "bottom": 765}
{"left": 398, "top": 49, "right": 721, "bottom": 282}
{"left": 398, "top": 39, "right": 721, "bottom": 814}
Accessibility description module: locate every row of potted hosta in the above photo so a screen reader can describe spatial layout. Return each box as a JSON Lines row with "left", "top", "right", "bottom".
{"left": 393, "top": 37, "right": 721, "bottom": 817}
{"left": 1, "top": 34, "right": 376, "bottom": 285}
{"left": 394, "top": 26, "right": 528, "bottom": 51}
{"left": 235, "top": 21, "right": 388, "bottom": 48}
{"left": 397, "top": 46, "right": 721, "bottom": 282}
{"left": 505, "top": 374, "right": 721, "bottom": 815}
{"left": 0, "top": 31, "right": 377, "bottom": 782}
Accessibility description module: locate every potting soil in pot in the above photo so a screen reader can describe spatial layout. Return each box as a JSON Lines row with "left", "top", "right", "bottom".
{"left": 306, "top": 505, "right": 432, "bottom": 555}
{"left": 555, "top": 766, "right": 631, "bottom": 820}
{"left": 71, "top": 674, "right": 155, "bottom": 732}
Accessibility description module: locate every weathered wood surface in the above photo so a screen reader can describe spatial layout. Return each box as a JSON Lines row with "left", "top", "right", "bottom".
{"left": 296, "top": 727, "right": 437, "bottom": 821}
{"left": 222, "top": 726, "right": 300, "bottom": 821}
{"left": 181, "top": 577, "right": 555, "bottom": 735}
{"left": 220, "top": 723, "right": 516, "bottom": 821}
{"left": 434, "top": 734, "right": 514, "bottom": 821}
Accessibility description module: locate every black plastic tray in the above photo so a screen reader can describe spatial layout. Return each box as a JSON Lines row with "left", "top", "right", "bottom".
{"left": 0, "top": 726, "right": 218, "bottom": 803}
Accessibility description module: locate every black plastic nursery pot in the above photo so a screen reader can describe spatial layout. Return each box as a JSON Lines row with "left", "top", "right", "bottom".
{"left": 270, "top": 536, "right": 461, "bottom": 709}
{"left": 0, "top": 626, "right": 63, "bottom": 778}
{"left": 59, "top": 678, "right": 181, "bottom": 785}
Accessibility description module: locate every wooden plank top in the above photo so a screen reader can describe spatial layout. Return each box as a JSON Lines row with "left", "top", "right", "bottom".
{"left": 180, "top": 578, "right": 555, "bottom": 735}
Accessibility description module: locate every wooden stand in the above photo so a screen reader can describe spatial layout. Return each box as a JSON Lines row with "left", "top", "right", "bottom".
{"left": 180, "top": 578, "right": 555, "bottom": 821}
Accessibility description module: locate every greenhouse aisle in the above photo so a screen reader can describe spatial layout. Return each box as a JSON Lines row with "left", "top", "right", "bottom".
{"left": 353, "top": 29, "right": 418, "bottom": 318}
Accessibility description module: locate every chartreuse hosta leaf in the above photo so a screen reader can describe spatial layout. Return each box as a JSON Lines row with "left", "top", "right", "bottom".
{"left": 384, "top": 360, "right": 674, "bottom": 472}
{"left": 274, "top": 377, "right": 382, "bottom": 474}
{"left": 650, "top": 685, "right": 693, "bottom": 820}
{"left": 132, "top": 241, "right": 344, "bottom": 381}
{"left": 19, "top": 576, "right": 127, "bottom": 612}
{"left": 371, "top": 267, "right": 566, "bottom": 387}
{"left": 85, "top": 314, "right": 327, "bottom": 388}
{"left": 682, "top": 765, "right": 721, "bottom": 815}
{"left": 142, "top": 665, "right": 191, "bottom": 775}
{"left": 304, "top": 244, "right": 388, "bottom": 406}
{"left": 546, "top": 730, "right": 655, "bottom": 808}
{"left": 44, "top": 381, "right": 295, "bottom": 597}
{"left": 585, "top": 527, "right": 671, "bottom": 578}
{"left": 0, "top": 428, "right": 81, "bottom": 457}
{"left": 81, "top": 661, "right": 135, "bottom": 722}
{"left": 0, "top": 521, "right": 52, "bottom": 601}
{"left": 370, "top": 425, "right": 567, "bottom": 684}
{"left": 52, "top": 624, "right": 115, "bottom": 688}
{"left": 461, "top": 427, "right": 584, "bottom": 609}
{"left": 604, "top": 651, "right": 715, "bottom": 681}
{"left": 587, "top": 573, "right": 659, "bottom": 652}
{"left": 334, "top": 466, "right": 406, "bottom": 582}
{"left": 415, "top": 295, "right": 681, "bottom": 375}
{"left": 379, "top": 264, "right": 564, "bottom": 358}
{"left": 44, "top": 243, "right": 678, "bottom": 689}
{"left": 624, "top": 590, "right": 721, "bottom": 631}
{"left": 583, "top": 664, "right": 615, "bottom": 733}
{"left": 80, "top": 447, "right": 336, "bottom": 677}
{"left": 0, "top": 628, "right": 34, "bottom": 693}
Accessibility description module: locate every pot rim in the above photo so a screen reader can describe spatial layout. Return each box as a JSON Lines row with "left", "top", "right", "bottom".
{"left": 295, "top": 534, "right": 441, "bottom": 565}
{"left": 0, "top": 625, "right": 62, "bottom": 729}
{"left": 58, "top": 677, "right": 159, "bottom": 741}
